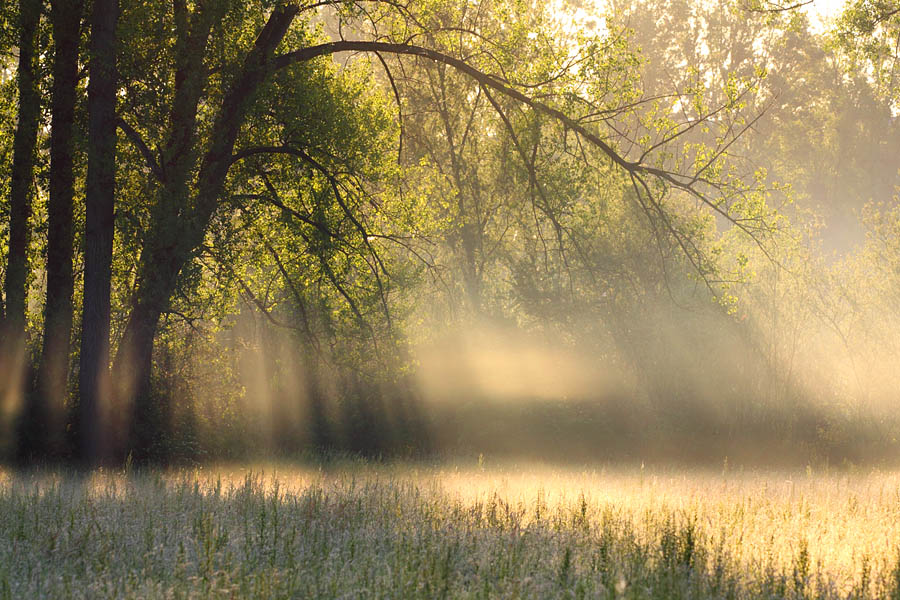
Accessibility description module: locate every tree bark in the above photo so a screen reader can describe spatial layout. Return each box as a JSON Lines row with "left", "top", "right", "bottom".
{"left": 116, "top": 249, "right": 181, "bottom": 461}
{"left": 4, "top": 0, "right": 41, "bottom": 335}
{"left": 5, "top": 0, "right": 41, "bottom": 463}
{"left": 114, "top": 3, "right": 299, "bottom": 463}
{"left": 26, "top": 0, "right": 84, "bottom": 462}
{"left": 77, "top": 0, "right": 118, "bottom": 466}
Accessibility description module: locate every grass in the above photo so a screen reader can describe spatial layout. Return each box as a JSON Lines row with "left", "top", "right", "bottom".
{"left": 1, "top": 462, "right": 900, "bottom": 599}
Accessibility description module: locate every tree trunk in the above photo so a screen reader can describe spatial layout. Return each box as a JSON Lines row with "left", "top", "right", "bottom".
{"left": 301, "top": 348, "right": 333, "bottom": 453}
{"left": 116, "top": 243, "right": 182, "bottom": 462}
{"left": 5, "top": 0, "right": 42, "bottom": 464}
{"left": 26, "top": 0, "right": 84, "bottom": 463}
{"left": 77, "top": 0, "right": 118, "bottom": 466}
{"left": 114, "top": 4, "right": 300, "bottom": 463}
{"left": 4, "top": 0, "right": 41, "bottom": 334}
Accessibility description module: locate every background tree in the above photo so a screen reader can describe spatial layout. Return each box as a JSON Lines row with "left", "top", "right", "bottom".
{"left": 834, "top": 0, "right": 900, "bottom": 107}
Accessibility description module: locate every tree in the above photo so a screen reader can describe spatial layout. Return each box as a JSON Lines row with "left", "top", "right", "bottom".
{"left": 834, "top": 0, "right": 900, "bottom": 107}
{"left": 609, "top": 0, "right": 900, "bottom": 252}
{"left": 33, "top": 0, "right": 766, "bottom": 463}
{"left": 20, "top": 0, "right": 85, "bottom": 462}
{"left": 76, "top": 0, "right": 118, "bottom": 465}
{"left": 4, "top": 0, "right": 41, "bottom": 463}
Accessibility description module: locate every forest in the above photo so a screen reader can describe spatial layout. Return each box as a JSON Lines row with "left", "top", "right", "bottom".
{"left": 3, "top": 0, "right": 897, "bottom": 467}
{"left": 7, "top": 0, "right": 900, "bottom": 597}
{"left": 0, "top": 0, "right": 898, "bottom": 467}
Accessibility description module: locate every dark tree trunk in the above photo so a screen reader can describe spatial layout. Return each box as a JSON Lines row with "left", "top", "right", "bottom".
{"left": 4, "top": 0, "right": 41, "bottom": 335}
{"left": 114, "top": 4, "right": 300, "bottom": 463}
{"left": 5, "top": 0, "right": 42, "bottom": 464}
{"left": 24, "top": 0, "right": 85, "bottom": 463}
{"left": 303, "top": 350, "right": 333, "bottom": 454}
{"left": 76, "top": 0, "right": 118, "bottom": 466}
{"left": 117, "top": 255, "right": 179, "bottom": 462}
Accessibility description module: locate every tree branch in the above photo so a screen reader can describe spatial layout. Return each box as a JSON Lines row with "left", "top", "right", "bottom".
{"left": 117, "top": 117, "right": 164, "bottom": 182}
{"left": 274, "top": 41, "right": 638, "bottom": 173}
{"left": 274, "top": 39, "right": 763, "bottom": 236}
{"left": 739, "top": 0, "right": 813, "bottom": 13}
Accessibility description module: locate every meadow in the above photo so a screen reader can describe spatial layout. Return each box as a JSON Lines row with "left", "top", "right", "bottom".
{"left": 2, "top": 462, "right": 900, "bottom": 599}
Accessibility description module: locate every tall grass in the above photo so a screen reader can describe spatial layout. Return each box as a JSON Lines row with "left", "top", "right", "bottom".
{"left": 1, "top": 463, "right": 898, "bottom": 598}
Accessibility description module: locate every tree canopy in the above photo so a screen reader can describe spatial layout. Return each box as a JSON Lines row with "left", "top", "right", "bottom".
{"left": 1, "top": 0, "right": 899, "bottom": 466}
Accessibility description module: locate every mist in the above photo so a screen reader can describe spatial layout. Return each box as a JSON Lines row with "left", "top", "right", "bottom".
{"left": 10, "top": 1, "right": 900, "bottom": 597}
{"left": 1, "top": 0, "right": 899, "bottom": 471}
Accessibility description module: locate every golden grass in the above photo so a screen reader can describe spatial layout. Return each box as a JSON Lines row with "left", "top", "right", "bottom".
{"left": 2, "top": 461, "right": 898, "bottom": 598}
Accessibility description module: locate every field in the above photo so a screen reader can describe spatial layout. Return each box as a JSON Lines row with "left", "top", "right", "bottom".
{"left": 2, "top": 462, "right": 900, "bottom": 599}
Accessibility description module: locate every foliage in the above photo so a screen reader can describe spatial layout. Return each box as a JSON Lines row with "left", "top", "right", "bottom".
{"left": 0, "top": 0, "right": 899, "bottom": 464}
{"left": 834, "top": 0, "right": 900, "bottom": 107}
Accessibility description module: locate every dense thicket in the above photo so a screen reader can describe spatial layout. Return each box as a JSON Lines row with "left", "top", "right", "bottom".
{"left": 0, "top": 0, "right": 898, "bottom": 466}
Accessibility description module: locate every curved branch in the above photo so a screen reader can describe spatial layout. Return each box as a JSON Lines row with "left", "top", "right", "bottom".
{"left": 274, "top": 40, "right": 638, "bottom": 174}
{"left": 231, "top": 192, "right": 337, "bottom": 239}
{"left": 230, "top": 143, "right": 394, "bottom": 328}
{"left": 275, "top": 39, "right": 770, "bottom": 245}
{"left": 117, "top": 117, "right": 164, "bottom": 182}
{"left": 740, "top": 0, "right": 813, "bottom": 13}
{"left": 374, "top": 50, "right": 404, "bottom": 162}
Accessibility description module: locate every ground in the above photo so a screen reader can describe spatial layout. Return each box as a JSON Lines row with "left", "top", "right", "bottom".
{"left": 1, "top": 461, "right": 899, "bottom": 598}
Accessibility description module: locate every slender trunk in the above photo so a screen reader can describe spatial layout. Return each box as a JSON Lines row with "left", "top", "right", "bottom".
{"left": 301, "top": 348, "right": 333, "bottom": 453}
{"left": 432, "top": 68, "right": 483, "bottom": 316}
{"left": 77, "top": 0, "right": 118, "bottom": 466}
{"left": 5, "top": 0, "right": 41, "bottom": 463}
{"left": 26, "top": 0, "right": 84, "bottom": 462}
{"left": 4, "top": 0, "right": 41, "bottom": 334}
